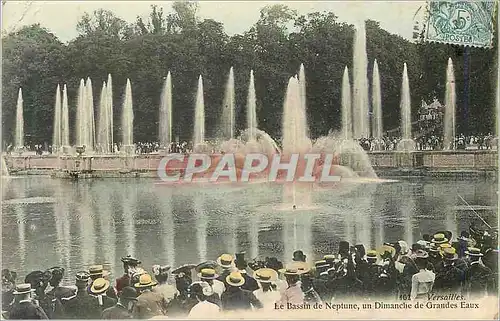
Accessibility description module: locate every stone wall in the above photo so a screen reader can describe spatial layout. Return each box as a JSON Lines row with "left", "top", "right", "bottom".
{"left": 4, "top": 151, "right": 497, "bottom": 177}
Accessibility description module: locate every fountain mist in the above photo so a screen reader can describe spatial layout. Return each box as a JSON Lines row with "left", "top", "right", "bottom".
{"left": 159, "top": 72, "right": 173, "bottom": 148}
{"left": 341, "top": 67, "right": 352, "bottom": 140}
{"left": 443, "top": 58, "right": 456, "bottom": 150}
{"left": 299, "top": 64, "right": 306, "bottom": 113}
{"left": 193, "top": 75, "right": 205, "bottom": 150}
{"left": 61, "top": 85, "right": 69, "bottom": 147}
{"left": 396, "top": 63, "right": 415, "bottom": 151}
{"left": 247, "top": 70, "right": 257, "bottom": 141}
{"left": 282, "top": 76, "right": 311, "bottom": 155}
{"left": 372, "top": 59, "right": 383, "bottom": 139}
{"left": 352, "top": 22, "right": 370, "bottom": 139}
{"left": 52, "top": 84, "right": 62, "bottom": 151}
{"left": 121, "top": 79, "right": 134, "bottom": 152}
{"left": 221, "top": 67, "right": 235, "bottom": 140}
{"left": 14, "top": 88, "right": 24, "bottom": 149}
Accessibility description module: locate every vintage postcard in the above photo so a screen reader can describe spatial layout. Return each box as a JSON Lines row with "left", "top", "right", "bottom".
{"left": 1, "top": 0, "right": 498, "bottom": 320}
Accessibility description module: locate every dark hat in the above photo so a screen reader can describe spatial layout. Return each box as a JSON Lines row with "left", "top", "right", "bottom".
{"left": 172, "top": 264, "right": 196, "bottom": 276}
{"left": 338, "top": 241, "right": 350, "bottom": 253}
{"left": 323, "top": 254, "right": 336, "bottom": 263}
{"left": 13, "top": 283, "right": 35, "bottom": 295}
{"left": 47, "top": 267, "right": 64, "bottom": 280}
{"left": 152, "top": 265, "right": 171, "bottom": 277}
{"left": 120, "top": 286, "right": 138, "bottom": 301}
{"left": 354, "top": 244, "right": 366, "bottom": 257}
{"left": 459, "top": 231, "right": 470, "bottom": 240}
{"left": 189, "top": 281, "right": 214, "bottom": 297}
{"left": 25, "top": 271, "right": 50, "bottom": 288}
{"left": 88, "top": 265, "right": 110, "bottom": 277}
{"left": 314, "top": 260, "right": 329, "bottom": 270}
{"left": 121, "top": 255, "right": 141, "bottom": 266}
{"left": 235, "top": 252, "right": 248, "bottom": 269}
{"left": 197, "top": 268, "right": 219, "bottom": 280}
{"left": 415, "top": 250, "right": 429, "bottom": 259}
{"left": 195, "top": 261, "right": 218, "bottom": 273}
{"left": 292, "top": 250, "right": 306, "bottom": 262}
{"left": 465, "top": 247, "right": 483, "bottom": 257}
{"left": 422, "top": 234, "right": 431, "bottom": 242}
{"left": 75, "top": 271, "right": 90, "bottom": 283}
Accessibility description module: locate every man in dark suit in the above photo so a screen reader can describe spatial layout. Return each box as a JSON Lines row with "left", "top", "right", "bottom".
{"left": 61, "top": 271, "right": 100, "bottom": 319}
{"left": 221, "top": 272, "right": 262, "bottom": 311}
{"left": 102, "top": 287, "right": 138, "bottom": 319}
{"left": 464, "top": 248, "right": 495, "bottom": 296}
{"left": 46, "top": 267, "right": 75, "bottom": 301}
{"left": 8, "top": 284, "right": 48, "bottom": 319}
{"left": 234, "top": 252, "right": 259, "bottom": 292}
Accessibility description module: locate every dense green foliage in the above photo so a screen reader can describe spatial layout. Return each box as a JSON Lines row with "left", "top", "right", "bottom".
{"left": 2, "top": 3, "right": 497, "bottom": 144}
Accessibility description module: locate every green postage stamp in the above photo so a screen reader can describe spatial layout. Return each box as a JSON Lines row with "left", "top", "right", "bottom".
{"left": 425, "top": 1, "right": 497, "bottom": 48}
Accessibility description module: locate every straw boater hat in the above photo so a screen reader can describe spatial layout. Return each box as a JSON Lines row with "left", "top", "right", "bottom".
{"left": 75, "top": 271, "right": 90, "bottom": 283}
{"left": 428, "top": 243, "right": 440, "bottom": 253}
{"left": 197, "top": 268, "right": 219, "bottom": 280}
{"left": 217, "top": 254, "right": 234, "bottom": 269}
{"left": 253, "top": 268, "right": 278, "bottom": 283}
{"left": 442, "top": 247, "right": 458, "bottom": 261}
{"left": 134, "top": 273, "right": 158, "bottom": 288}
{"left": 90, "top": 278, "right": 110, "bottom": 295}
{"left": 13, "top": 283, "right": 35, "bottom": 295}
{"left": 431, "top": 233, "right": 448, "bottom": 244}
{"left": 415, "top": 250, "right": 429, "bottom": 259}
{"left": 285, "top": 261, "right": 310, "bottom": 274}
{"left": 323, "top": 254, "right": 336, "bottom": 263}
{"left": 465, "top": 247, "right": 483, "bottom": 257}
{"left": 226, "top": 272, "right": 245, "bottom": 287}
{"left": 88, "top": 265, "right": 110, "bottom": 278}
{"left": 366, "top": 250, "right": 378, "bottom": 260}
{"left": 377, "top": 245, "right": 396, "bottom": 258}
{"left": 278, "top": 268, "right": 304, "bottom": 277}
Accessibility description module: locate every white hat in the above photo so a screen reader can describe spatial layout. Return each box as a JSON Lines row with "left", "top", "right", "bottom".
{"left": 398, "top": 240, "right": 409, "bottom": 254}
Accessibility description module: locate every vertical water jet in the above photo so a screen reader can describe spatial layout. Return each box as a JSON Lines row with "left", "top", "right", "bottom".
{"left": 106, "top": 74, "right": 114, "bottom": 151}
{"left": 443, "top": 58, "right": 456, "bottom": 150}
{"left": 342, "top": 67, "right": 352, "bottom": 141}
{"left": 98, "top": 82, "right": 110, "bottom": 153}
{"left": 14, "top": 88, "right": 24, "bottom": 151}
{"left": 61, "top": 85, "right": 70, "bottom": 149}
{"left": 193, "top": 76, "right": 206, "bottom": 152}
{"left": 222, "top": 67, "right": 235, "bottom": 140}
{"left": 53, "top": 84, "right": 62, "bottom": 153}
{"left": 352, "top": 22, "right": 370, "bottom": 138}
{"left": 247, "top": 70, "right": 257, "bottom": 141}
{"left": 396, "top": 63, "right": 416, "bottom": 151}
{"left": 372, "top": 59, "right": 383, "bottom": 140}
{"left": 121, "top": 79, "right": 134, "bottom": 154}
{"left": 159, "top": 72, "right": 173, "bottom": 148}
{"left": 86, "top": 78, "right": 95, "bottom": 152}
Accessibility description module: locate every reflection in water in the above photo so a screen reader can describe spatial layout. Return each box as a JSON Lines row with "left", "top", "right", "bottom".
{"left": 122, "top": 185, "right": 137, "bottom": 258}
{"left": 97, "top": 186, "right": 116, "bottom": 277}
{"left": 53, "top": 181, "right": 71, "bottom": 273}
{"left": 157, "top": 189, "right": 175, "bottom": 267}
{"left": 13, "top": 181, "right": 27, "bottom": 269}
{"left": 194, "top": 194, "right": 207, "bottom": 262}
{"left": 78, "top": 184, "right": 96, "bottom": 268}
{"left": 2, "top": 177, "right": 497, "bottom": 276}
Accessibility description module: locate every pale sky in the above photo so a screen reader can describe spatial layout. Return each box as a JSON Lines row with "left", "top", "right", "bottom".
{"left": 2, "top": 1, "right": 425, "bottom": 42}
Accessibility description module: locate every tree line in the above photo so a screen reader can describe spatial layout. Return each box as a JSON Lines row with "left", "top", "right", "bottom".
{"left": 2, "top": 2, "right": 498, "bottom": 145}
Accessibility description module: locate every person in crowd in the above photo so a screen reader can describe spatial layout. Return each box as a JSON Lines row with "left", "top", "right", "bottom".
{"left": 434, "top": 247, "right": 465, "bottom": 294}
{"left": 61, "top": 271, "right": 99, "bottom": 319}
{"left": 101, "top": 286, "right": 138, "bottom": 319}
{"left": 89, "top": 278, "right": 117, "bottom": 314}
{"left": 133, "top": 273, "right": 167, "bottom": 318}
{"left": 252, "top": 268, "right": 280, "bottom": 310}
{"left": 221, "top": 272, "right": 262, "bottom": 311}
{"left": 46, "top": 267, "right": 74, "bottom": 301}
{"left": 197, "top": 268, "right": 224, "bottom": 303}
{"left": 2, "top": 269, "right": 17, "bottom": 317}
{"left": 234, "top": 252, "right": 259, "bottom": 292}
{"left": 216, "top": 254, "right": 234, "bottom": 287}
{"left": 464, "top": 248, "right": 494, "bottom": 297}
{"left": 187, "top": 282, "right": 220, "bottom": 318}
{"left": 8, "top": 283, "right": 48, "bottom": 319}
{"left": 152, "top": 265, "right": 178, "bottom": 305}
{"left": 116, "top": 256, "right": 141, "bottom": 295}
{"left": 88, "top": 265, "right": 116, "bottom": 299}
{"left": 25, "top": 270, "right": 64, "bottom": 319}
{"left": 410, "top": 250, "right": 435, "bottom": 300}
{"left": 277, "top": 268, "right": 304, "bottom": 305}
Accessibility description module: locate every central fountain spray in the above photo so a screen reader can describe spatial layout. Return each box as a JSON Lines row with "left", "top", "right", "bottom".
{"left": 76, "top": 78, "right": 96, "bottom": 152}
{"left": 372, "top": 59, "right": 383, "bottom": 140}
{"left": 160, "top": 72, "right": 173, "bottom": 149}
{"left": 98, "top": 82, "right": 112, "bottom": 153}
{"left": 352, "top": 22, "right": 370, "bottom": 139}
{"left": 14, "top": 88, "right": 24, "bottom": 151}
{"left": 121, "top": 79, "right": 134, "bottom": 154}
{"left": 61, "top": 85, "right": 70, "bottom": 151}
{"left": 443, "top": 58, "right": 456, "bottom": 150}
{"left": 193, "top": 75, "right": 206, "bottom": 152}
